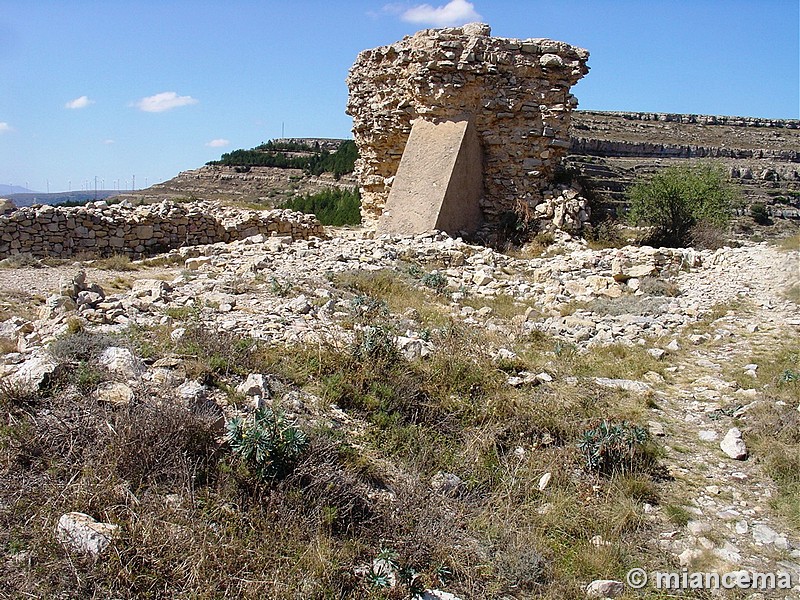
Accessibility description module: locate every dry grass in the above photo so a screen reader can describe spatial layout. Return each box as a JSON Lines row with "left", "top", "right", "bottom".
{"left": 0, "top": 290, "right": 45, "bottom": 321}
{"left": 738, "top": 343, "right": 800, "bottom": 528}
{"left": 0, "top": 292, "right": 673, "bottom": 598}
{"left": 777, "top": 232, "right": 800, "bottom": 251}
{"left": 91, "top": 253, "right": 139, "bottom": 271}
{"left": 332, "top": 268, "right": 450, "bottom": 327}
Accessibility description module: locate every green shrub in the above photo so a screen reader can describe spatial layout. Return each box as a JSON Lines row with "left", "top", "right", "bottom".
{"left": 209, "top": 139, "right": 357, "bottom": 179}
{"left": 579, "top": 420, "right": 652, "bottom": 476}
{"left": 626, "top": 163, "right": 737, "bottom": 247}
{"left": 282, "top": 187, "right": 361, "bottom": 226}
{"left": 750, "top": 202, "right": 771, "bottom": 225}
{"left": 225, "top": 407, "right": 309, "bottom": 481}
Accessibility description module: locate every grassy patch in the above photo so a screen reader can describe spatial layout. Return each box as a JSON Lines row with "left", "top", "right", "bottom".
{"left": 0, "top": 307, "right": 672, "bottom": 598}
{"left": 743, "top": 344, "right": 800, "bottom": 528}
{"left": 0, "top": 290, "right": 44, "bottom": 321}
{"left": 565, "top": 343, "right": 664, "bottom": 381}
{"left": 332, "top": 268, "right": 449, "bottom": 327}
{"left": 91, "top": 253, "right": 139, "bottom": 271}
{"left": 784, "top": 283, "right": 800, "bottom": 305}
{"left": 777, "top": 232, "right": 800, "bottom": 251}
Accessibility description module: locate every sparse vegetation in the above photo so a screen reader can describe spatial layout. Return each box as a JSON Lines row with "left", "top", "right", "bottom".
{"left": 749, "top": 202, "right": 771, "bottom": 225}
{"left": 92, "top": 253, "right": 138, "bottom": 271}
{"left": 208, "top": 139, "right": 358, "bottom": 179}
{"left": 225, "top": 407, "right": 309, "bottom": 481}
{"left": 627, "top": 162, "right": 737, "bottom": 247}
{"left": 579, "top": 420, "right": 654, "bottom": 476}
{"left": 282, "top": 187, "right": 361, "bottom": 226}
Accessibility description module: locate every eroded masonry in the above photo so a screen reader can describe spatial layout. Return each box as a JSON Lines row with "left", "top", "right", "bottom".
{"left": 346, "top": 23, "right": 589, "bottom": 234}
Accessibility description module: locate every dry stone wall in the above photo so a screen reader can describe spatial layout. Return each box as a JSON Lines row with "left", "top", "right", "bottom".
{"left": 346, "top": 23, "right": 589, "bottom": 229}
{"left": 0, "top": 200, "right": 323, "bottom": 259}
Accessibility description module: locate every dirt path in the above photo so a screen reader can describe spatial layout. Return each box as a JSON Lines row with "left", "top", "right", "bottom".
{"left": 650, "top": 244, "right": 800, "bottom": 591}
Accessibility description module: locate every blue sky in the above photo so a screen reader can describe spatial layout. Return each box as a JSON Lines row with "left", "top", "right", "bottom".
{"left": 1, "top": 0, "right": 798, "bottom": 192}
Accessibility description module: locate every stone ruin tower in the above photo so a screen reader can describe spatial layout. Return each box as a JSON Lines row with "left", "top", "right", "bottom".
{"left": 346, "top": 23, "right": 589, "bottom": 236}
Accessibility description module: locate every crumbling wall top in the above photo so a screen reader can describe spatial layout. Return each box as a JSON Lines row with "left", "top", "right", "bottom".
{"left": 346, "top": 23, "right": 590, "bottom": 231}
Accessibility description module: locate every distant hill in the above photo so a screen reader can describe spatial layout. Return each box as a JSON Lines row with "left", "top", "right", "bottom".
{"left": 6, "top": 190, "right": 124, "bottom": 208}
{"left": 113, "top": 138, "right": 358, "bottom": 208}
{"left": 0, "top": 184, "right": 36, "bottom": 195}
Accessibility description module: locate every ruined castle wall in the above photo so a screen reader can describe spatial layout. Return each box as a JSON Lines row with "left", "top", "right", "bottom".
{"left": 346, "top": 23, "right": 589, "bottom": 228}
{"left": 0, "top": 200, "right": 324, "bottom": 259}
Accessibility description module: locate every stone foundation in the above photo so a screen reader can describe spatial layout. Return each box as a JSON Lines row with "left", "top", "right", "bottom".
{"left": 0, "top": 200, "right": 324, "bottom": 259}
{"left": 346, "top": 23, "right": 589, "bottom": 229}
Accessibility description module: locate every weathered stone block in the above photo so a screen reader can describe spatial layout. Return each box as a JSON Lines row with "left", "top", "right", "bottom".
{"left": 378, "top": 118, "right": 483, "bottom": 236}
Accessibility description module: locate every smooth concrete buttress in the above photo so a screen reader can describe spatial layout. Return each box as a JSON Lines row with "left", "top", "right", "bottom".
{"left": 377, "top": 118, "right": 483, "bottom": 236}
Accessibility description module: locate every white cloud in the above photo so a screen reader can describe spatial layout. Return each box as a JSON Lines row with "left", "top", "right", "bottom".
{"left": 401, "top": 0, "right": 482, "bottom": 26}
{"left": 102, "top": 139, "right": 115, "bottom": 145}
{"left": 65, "top": 95, "right": 94, "bottom": 109}
{"left": 0, "top": 122, "right": 11, "bottom": 133}
{"left": 134, "top": 91, "right": 198, "bottom": 113}
{"left": 205, "top": 138, "right": 230, "bottom": 148}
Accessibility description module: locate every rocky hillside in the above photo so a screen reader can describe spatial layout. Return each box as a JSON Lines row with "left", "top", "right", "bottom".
{"left": 568, "top": 112, "right": 800, "bottom": 217}
{"left": 0, "top": 220, "right": 798, "bottom": 597}
{"left": 117, "top": 113, "right": 799, "bottom": 224}
{"left": 116, "top": 138, "right": 358, "bottom": 208}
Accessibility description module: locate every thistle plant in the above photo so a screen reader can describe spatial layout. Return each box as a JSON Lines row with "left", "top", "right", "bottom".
{"left": 225, "top": 407, "right": 308, "bottom": 481}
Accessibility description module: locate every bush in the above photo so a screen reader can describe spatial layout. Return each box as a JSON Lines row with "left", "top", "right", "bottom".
{"left": 579, "top": 420, "right": 653, "bottom": 476}
{"left": 750, "top": 202, "right": 771, "bottom": 225}
{"left": 225, "top": 407, "right": 309, "bottom": 481}
{"left": 282, "top": 187, "right": 361, "bottom": 226}
{"left": 626, "top": 163, "right": 737, "bottom": 247}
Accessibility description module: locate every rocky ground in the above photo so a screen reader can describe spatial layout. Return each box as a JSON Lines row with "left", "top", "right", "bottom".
{"left": 1, "top": 223, "right": 798, "bottom": 599}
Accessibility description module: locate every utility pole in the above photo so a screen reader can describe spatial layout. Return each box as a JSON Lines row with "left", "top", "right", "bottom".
{"left": 94, "top": 176, "right": 97, "bottom": 200}
{"left": 132, "top": 174, "right": 135, "bottom": 191}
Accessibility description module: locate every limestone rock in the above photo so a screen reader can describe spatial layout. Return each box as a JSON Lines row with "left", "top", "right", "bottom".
{"left": 9, "top": 351, "right": 62, "bottom": 393}
{"left": 346, "top": 24, "right": 589, "bottom": 229}
{"left": 586, "top": 579, "right": 624, "bottom": 598}
{"left": 431, "top": 471, "right": 465, "bottom": 497}
{"left": 131, "top": 279, "right": 172, "bottom": 303}
{"left": 95, "top": 381, "right": 134, "bottom": 406}
{"left": 98, "top": 347, "right": 142, "bottom": 378}
{"left": 420, "top": 590, "right": 463, "bottom": 600}
{"left": 538, "top": 472, "right": 552, "bottom": 491}
{"left": 593, "top": 377, "right": 652, "bottom": 393}
{"left": 56, "top": 512, "right": 119, "bottom": 557}
{"left": 720, "top": 427, "right": 748, "bottom": 460}
{"left": 236, "top": 373, "right": 272, "bottom": 408}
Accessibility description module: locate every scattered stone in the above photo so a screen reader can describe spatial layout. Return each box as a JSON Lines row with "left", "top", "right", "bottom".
{"left": 56, "top": 512, "right": 119, "bottom": 557}
{"left": 699, "top": 430, "right": 719, "bottom": 442}
{"left": 678, "top": 548, "right": 703, "bottom": 567}
{"left": 720, "top": 427, "right": 748, "bottom": 460}
{"left": 538, "top": 472, "right": 552, "bottom": 491}
{"left": 94, "top": 381, "right": 134, "bottom": 406}
{"left": 8, "top": 351, "right": 62, "bottom": 393}
{"left": 420, "top": 590, "right": 462, "bottom": 600}
{"left": 586, "top": 579, "right": 624, "bottom": 598}
{"left": 177, "top": 380, "right": 207, "bottom": 407}
{"left": 590, "top": 535, "right": 611, "bottom": 548}
{"left": 687, "top": 520, "right": 711, "bottom": 536}
{"left": 236, "top": 373, "right": 272, "bottom": 408}
{"left": 735, "top": 520, "right": 749, "bottom": 535}
{"left": 593, "top": 377, "right": 652, "bottom": 393}
{"left": 98, "top": 346, "right": 142, "bottom": 378}
{"left": 430, "top": 471, "right": 465, "bottom": 498}
{"left": 752, "top": 523, "right": 788, "bottom": 547}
